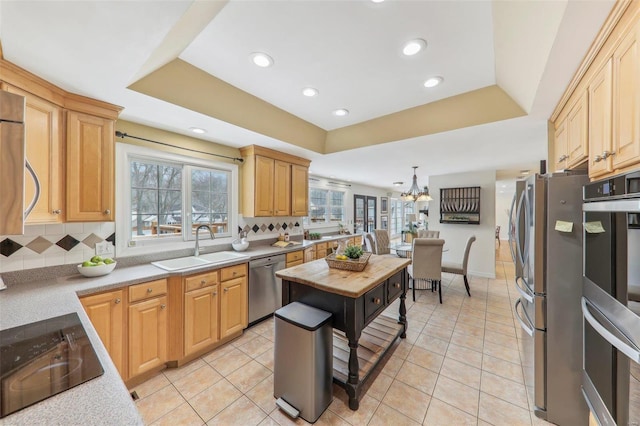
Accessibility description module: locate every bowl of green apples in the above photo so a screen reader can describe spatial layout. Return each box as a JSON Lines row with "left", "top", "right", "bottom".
{"left": 77, "top": 256, "right": 117, "bottom": 277}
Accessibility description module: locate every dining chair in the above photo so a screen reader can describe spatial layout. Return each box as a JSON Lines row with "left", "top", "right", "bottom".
{"left": 373, "top": 229, "right": 391, "bottom": 255}
{"left": 408, "top": 238, "right": 445, "bottom": 303}
{"left": 364, "top": 233, "right": 376, "bottom": 253}
{"left": 418, "top": 230, "right": 440, "bottom": 238}
{"left": 441, "top": 235, "right": 476, "bottom": 297}
{"left": 495, "top": 226, "right": 501, "bottom": 246}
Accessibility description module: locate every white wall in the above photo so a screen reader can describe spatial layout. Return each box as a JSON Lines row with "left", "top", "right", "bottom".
{"left": 496, "top": 180, "right": 517, "bottom": 240}
{"left": 429, "top": 170, "right": 496, "bottom": 278}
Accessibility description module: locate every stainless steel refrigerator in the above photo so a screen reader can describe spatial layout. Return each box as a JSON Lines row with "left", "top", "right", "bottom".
{"left": 511, "top": 171, "right": 589, "bottom": 425}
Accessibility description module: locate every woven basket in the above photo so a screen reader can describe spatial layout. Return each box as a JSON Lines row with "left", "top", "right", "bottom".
{"left": 325, "top": 252, "right": 371, "bottom": 272}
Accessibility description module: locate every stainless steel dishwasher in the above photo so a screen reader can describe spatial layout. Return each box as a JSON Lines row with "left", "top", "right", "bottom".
{"left": 249, "top": 254, "right": 286, "bottom": 325}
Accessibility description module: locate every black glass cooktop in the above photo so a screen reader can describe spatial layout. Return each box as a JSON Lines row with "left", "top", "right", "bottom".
{"left": 0, "top": 313, "right": 104, "bottom": 418}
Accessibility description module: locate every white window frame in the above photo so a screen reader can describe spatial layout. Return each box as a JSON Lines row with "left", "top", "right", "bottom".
{"left": 116, "top": 143, "right": 239, "bottom": 257}
{"left": 304, "top": 186, "right": 346, "bottom": 229}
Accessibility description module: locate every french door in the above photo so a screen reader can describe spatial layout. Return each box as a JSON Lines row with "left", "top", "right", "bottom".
{"left": 354, "top": 195, "right": 376, "bottom": 234}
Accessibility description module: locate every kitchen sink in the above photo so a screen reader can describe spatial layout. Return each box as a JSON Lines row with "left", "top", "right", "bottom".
{"left": 151, "top": 251, "right": 249, "bottom": 271}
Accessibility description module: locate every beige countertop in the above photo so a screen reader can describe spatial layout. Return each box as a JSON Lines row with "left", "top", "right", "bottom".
{"left": 276, "top": 254, "right": 410, "bottom": 298}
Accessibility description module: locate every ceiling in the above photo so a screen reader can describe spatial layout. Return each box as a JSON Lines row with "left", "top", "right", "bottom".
{"left": 0, "top": 0, "right": 615, "bottom": 190}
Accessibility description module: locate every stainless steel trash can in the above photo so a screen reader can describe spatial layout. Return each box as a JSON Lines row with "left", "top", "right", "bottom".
{"left": 274, "top": 301, "right": 333, "bottom": 423}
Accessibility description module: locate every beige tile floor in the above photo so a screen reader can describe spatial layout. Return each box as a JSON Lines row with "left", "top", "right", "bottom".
{"left": 131, "top": 243, "right": 555, "bottom": 425}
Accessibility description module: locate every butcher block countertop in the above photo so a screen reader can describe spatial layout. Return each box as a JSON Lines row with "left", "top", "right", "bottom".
{"left": 276, "top": 254, "right": 410, "bottom": 298}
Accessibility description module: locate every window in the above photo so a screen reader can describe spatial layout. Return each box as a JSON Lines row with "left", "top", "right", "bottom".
{"left": 117, "top": 143, "right": 237, "bottom": 253}
{"left": 307, "top": 187, "right": 345, "bottom": 225}
{"left": 389, "top": 199, "right": 415, "bottom": 236}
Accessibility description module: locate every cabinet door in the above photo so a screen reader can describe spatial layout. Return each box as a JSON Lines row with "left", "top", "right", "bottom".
{"left": 554, "top": 118, "right": 568, "bottom": 172}
{"left": 80, "top": 290, "right": 125, "bottom": 378}
{"left": 5, "top": 85, "right": 63, "bottom": 223}
{"left": 66, "top": 111, "right": 114, "bottom": 221}
{"left": 220, "top": 277, "right": 247, "bottom": 339}
{"left": 273, "top": 160, "right": 291, "bottom": 216}
{"left": 128, "top": 295, "right": 168, "bottom": 378}
{"left": 567, "top": 91, "right": 589, "bottom": 167}
{"left": 254, "top": 155, "right": 274, "bottom": 216}
{"left": 589, "top": 59, "right": 613, "bottom": 179}
{"left": 184, "top": 285, "right": 219, "bottom": 356}
{"left": 304, "top": 246, "right": 315, "bottom": 262}
{"left": 291, "top": 164, "right": 309, "bottom": 216}
{"left": 612, "top": 22, "right": 640, "bottom": 170}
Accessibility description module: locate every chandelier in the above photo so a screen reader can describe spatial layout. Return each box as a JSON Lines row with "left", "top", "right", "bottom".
{"left": 401, "top": 166, "right": 432, "bottom": 202}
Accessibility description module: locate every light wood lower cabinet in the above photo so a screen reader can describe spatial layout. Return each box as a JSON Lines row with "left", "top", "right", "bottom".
{"left": 128, "top": 295, "right": 168, "bottom": 378}
{"left": 184, "top": 284, "right": 219, "bottom": 357}
{"left": 220, "top": 276, "right": 247, "bottom": 338}
{"left": 80, "top": 289, "right": 125, "bottom": 378}
{"left": 286, "top": 250, "right": 304, "bottom": 267}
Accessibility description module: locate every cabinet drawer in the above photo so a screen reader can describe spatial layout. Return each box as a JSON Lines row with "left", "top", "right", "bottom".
{"left": 364, "top": 284, "right": 386, "bottom": 324}
{"left": 221, "top": 264, "right": 247, "bottom": 282}
{"left": 129, "top": 279, "right": 167, "bottom": 303}
{"left": 286, "top": 259, "right": 304, "bottom": 268}
{"left": 286, "top": 250, "right": 303, "bottom": 263}
{"left": 387, "top": 271, "right": 403, "bottom": 302}
{"left": 316, "top": 249, "right": 327, "bottom": 259}
{"left": 185, "top": 271, "right": 219, "bottom": 292}
{"left": 315, "top": 242, "right": 328, "bottom": 250}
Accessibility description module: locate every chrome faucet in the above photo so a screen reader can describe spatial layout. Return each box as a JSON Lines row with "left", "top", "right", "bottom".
{"left": 194, "top": 225, "right": 215, "bottom": 256}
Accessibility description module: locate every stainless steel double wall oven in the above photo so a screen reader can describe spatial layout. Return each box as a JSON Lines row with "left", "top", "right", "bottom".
{"left": 582, "top": 171, "right": 640, "bottom": 426}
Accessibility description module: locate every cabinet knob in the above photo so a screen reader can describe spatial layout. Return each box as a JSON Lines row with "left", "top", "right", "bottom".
{"left": 602, "top": 150, "right": 615, "bottom": 159}
{"left": 224, "top": 288, "right": 229, "bottom": 293}
{"left": 201, "top": 280, "right": 206, "bottom": 285}
{"left": 52, "top": 209, "right": 62, "bottom": 215}
{"left": 160, "top": 304, "right": 166, "bottom": 310}
{"left": 558, "top": 154, "right": 567, "bottom": 162}
{"left": 232, "top": 271, "right": 237, "bottom": 276}
{"left": 372, "top": 297, "right": 381, "bottom": 305}
{"left": 213, "top": 291, "right": 217, "bottom": 295}
{"left": 594, "top": 155, "right": 603, "bottom": 163}
{"left": 393, "top": 282, "right": 401, "bottom": 288}
{"left": 114, "top": 298, "right": 121, "bottom": 304}
{"left": 147, "top": 288, "right": 153, "bottom": 293}
{"left": 104, "top": 209, "right": 111, "bottom": 215}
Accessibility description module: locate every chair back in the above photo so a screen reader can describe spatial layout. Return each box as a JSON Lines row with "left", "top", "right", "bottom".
{"left": 364, "top": 233, "right": 376, "bottom": 253}
{"left": 495, "top": 226, "right": 500, "bottom": 240}
{"left": 411, "top": 238, "right": 445, "bottom": 281}
{"left": 373, "top": 229, "right": 390, "bottom": 255}
{"left": 418, "top": 230, "right": 440, "bottom": 238}
{"left": 461, "top": 235, "right": 477, "bottom": 273}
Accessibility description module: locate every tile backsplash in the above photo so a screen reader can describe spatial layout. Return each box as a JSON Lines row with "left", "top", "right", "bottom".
{"left": 0, "top": 222, "right": 115, "bottom": 273}
{"left": 237, "top": 216, "right": 303, "bottom": 239}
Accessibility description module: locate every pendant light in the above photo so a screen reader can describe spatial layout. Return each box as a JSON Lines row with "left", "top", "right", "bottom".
{"left": 401, "top": 166, "right": 432, "bottom": 201}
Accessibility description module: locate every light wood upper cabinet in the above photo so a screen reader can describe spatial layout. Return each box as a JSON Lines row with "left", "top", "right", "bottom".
{"left": 566, "top": 92, "right": 589, "bottom": 168}
{"left": 589, "top": 58, "right": 613, "bottom": 179}
{"left": 184, "top": 284, "right": 219, "bottom": 356}
{"left": 220, "top": 276, "right": 247, "bottom": 339}
{"left": 612, "top": 21, "right": 640, "bottom": 170}
{"left": 4, "top": 85, "right": 63, "bottom": 223}
{"left": 274, "top": 160, "right": 292, "bottom": 216}
{"left": 553, "top": 119, "right": 568, "bottom": 172}
{"left": 291, "top": 164, "right": 309, "bottom": 216}
{"left": 128, "top": 295, "right": 168, "bottom": 378}
{"left": 240, "top": 145, "right": 310, "bottom": 218}
{"left": 80, "top": 290, "right": 126, "bottom": 378}
{"left": 66, "top": 111, "right": 115, "bottom": 221}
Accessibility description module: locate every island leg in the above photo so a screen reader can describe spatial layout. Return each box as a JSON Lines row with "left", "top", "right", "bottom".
{"left": 399, "top": 269, "right": 408, "bottom": 338}
{"left": 346, "top": 335, "right": 361, "bottom": 410}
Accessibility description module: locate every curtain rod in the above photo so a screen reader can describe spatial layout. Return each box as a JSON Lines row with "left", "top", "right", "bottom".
{"left": 115, "top": 131, "right": 244, "bottom": 163}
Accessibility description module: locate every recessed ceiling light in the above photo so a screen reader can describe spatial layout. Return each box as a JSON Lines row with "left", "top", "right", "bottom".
{"left": 189, "top": 127, "right": 206, "bottom": 134}
{"left": 393, "top": 181, "right": 404, "bottom": 186}
{"left": 520, "top": 169, "right": 530, "bottom": 174}
{"left": 371, "top": 0, "right": 385, "bottom": 3}
{"left": 250, "top": 52, "right": 273, "bottom": 68}
{"left": 424, "top": 76, "right": 443, "bottom": 88}
{"left": 333, "top": 109, "right": 349, "bottom": 116}
{"left": 402, "top": 39, "right": 426, "bottom": 56}
{"left": 302, "top": 87, "right": 318, "bottom": 97}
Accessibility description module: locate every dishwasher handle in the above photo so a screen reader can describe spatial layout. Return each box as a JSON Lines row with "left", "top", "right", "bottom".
{"left": 250, "top": 254, "right": 286, "bottom": 269}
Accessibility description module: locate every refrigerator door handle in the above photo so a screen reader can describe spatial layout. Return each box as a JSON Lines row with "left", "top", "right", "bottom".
{"left": 522, "top": 186, "right": 531, "bottom": 267}
{"left": 515, "top": 191, "right": 526, "bottom": 267}
{"left": 508, "top": 193, "right": 518, "bottom": 264}
{"left": 581, "top": 297, "right": 640, "bottom": 363}
{"left": 514, "top": 299, "right": 534, "bottom": 336}
{"left": 515, "top": 276, "right": 534, "bottom": 303}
